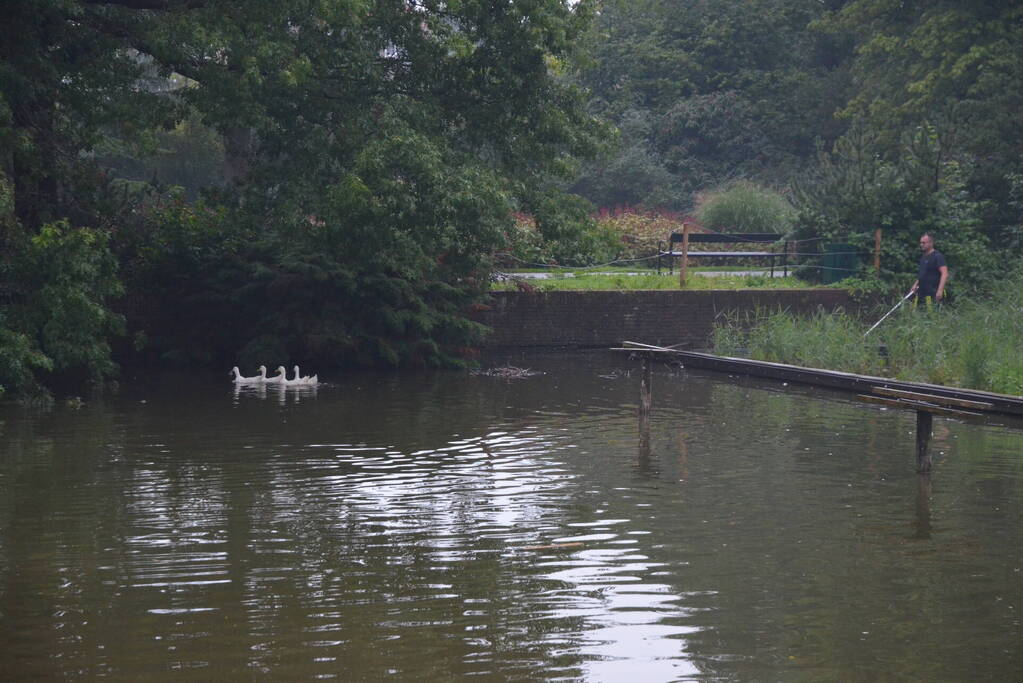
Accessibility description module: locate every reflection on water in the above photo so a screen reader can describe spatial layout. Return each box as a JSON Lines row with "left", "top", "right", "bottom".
{"left": 233, "top": 381, "right": 319, "bottom": 404}
{"left": 2, "top": 351, "right": 1023, "bottom": 680}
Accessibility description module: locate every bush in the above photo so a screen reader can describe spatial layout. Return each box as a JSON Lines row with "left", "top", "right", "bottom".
{"left": 696, "top": 181, "right": 796, "bottom": 234}
{"left": 504, "top": 193, "right": 622, "bottom": 268}
{"left": 0, "top": 221, "right": 123, "bottom": 398}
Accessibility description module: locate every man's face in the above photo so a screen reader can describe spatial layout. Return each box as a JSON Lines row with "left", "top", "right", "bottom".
{"left": 919, "top": 236, "right": 933, "bottom": 253}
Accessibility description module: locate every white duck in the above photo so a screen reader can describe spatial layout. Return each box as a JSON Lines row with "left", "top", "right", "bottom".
{"left": 264, "top": 365, "right": 289, "bottom": 385}
{"left": 290, "top": 365, "right": 319, "bottom": 386}
{"left": 231, "top": 366, "right": 267, "bottom": 384}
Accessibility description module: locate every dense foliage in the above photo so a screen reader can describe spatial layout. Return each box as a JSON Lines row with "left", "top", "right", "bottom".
{"left": 1, "top": 0, "right": 606, "bottom": 397}
{"left": 572, "top": 0, "right": 849, "bottom": 209}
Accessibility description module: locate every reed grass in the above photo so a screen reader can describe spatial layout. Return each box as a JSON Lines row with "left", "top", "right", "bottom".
{"left": 712, "top": 270, "right": 1023, "bottom": 395}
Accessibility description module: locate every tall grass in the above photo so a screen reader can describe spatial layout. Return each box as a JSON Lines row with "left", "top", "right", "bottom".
{"left": 712, "top": 268, "right": 1023, "bottom": 395}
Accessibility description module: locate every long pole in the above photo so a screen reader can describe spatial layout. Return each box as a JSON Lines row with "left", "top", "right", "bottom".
{"left": 863, "top": 289, "right": 914, "bottom": 337}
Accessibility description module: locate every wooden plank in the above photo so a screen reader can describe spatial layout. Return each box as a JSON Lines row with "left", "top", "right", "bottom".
{"left": 871, "top": 386, "right": 994, "bottom": 411}
{"left": 856, "top": 394, "right": 986, "bottom": 420}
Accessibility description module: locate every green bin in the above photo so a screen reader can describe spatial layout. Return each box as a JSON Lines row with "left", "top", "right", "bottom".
{"left": 822, "top": 243, "right": 857, "bottom": 284}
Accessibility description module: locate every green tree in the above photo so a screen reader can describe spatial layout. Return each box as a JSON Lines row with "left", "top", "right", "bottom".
{"left": 793, "top": 123, "right": 996, "bottom": 291}
{"left": 817, "top": 0, "right": 1023, "bottom": 247}
{"left": 1, "top": 0, "right": 608, "bottom": 394}
{"left": 572, "top": 0, "right": 851, "bottom": 209}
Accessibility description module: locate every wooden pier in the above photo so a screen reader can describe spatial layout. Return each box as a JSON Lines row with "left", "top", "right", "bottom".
{"left": 612, "top": 341, "right": 1023, "bottom": 472}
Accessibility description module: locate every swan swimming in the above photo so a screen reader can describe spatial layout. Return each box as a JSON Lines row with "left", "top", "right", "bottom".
{"left": 264, "top": 366, "right": 289, "bottom": 385}
{"left": 231, "top": 366, "right": 266, "bottom": 384}
{"left": 291, "top": 365, "right": 319, "bottom": 386}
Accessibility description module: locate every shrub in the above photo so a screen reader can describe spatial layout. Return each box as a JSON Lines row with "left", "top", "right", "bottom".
{"left": 696, "top": 182, "right": 796, "bottom": 234}
{"left": 0, "top": 221, "right": 123, "bottom": 398}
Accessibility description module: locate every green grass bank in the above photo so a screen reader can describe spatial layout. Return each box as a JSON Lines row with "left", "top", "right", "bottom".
{"left": 712, "top": 272, "right": 1023, "bottom": 395}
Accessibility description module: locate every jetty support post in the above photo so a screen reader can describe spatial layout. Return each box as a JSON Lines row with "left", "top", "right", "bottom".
{"left": 915, "top": 472, "right": 933, "bottom": 539}
{"left": 915, "top": 410, "right": 933, "bottom": 473}
{"left": 638, "top": 355, "right": 653, "bottom": 455}
{"left": 640, "top": 356, "right": 652, "bottom": 417}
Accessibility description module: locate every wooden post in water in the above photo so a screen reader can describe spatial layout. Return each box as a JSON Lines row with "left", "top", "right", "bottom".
{"left": 874, "top": 228, "right": 882, "bottom": 274}
{"left": 640, "top": 356, "right": 652, "bottom": 416}
{"left": 679, "top": 223, "right": 690, "bottom": 288}
{"left": 914, "top": 473, "right": 933, "bottom": 539}
{"left": 915, "top": 410, "right": 933, "bottom": 472}
{"left": 639, "top": 356, "right": 652, "bottom": 454}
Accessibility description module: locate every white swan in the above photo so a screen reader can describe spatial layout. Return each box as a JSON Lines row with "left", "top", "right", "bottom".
{"left": 264, "top": 365, "right": 289, "bottom": 385}
{"left": 290, "top": 365, "right": 319, "bottom": 386}
{"left": 231, "top": 366, "right": 265, "bottom": 384}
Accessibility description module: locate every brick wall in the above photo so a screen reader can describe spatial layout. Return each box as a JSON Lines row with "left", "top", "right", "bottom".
{"left": 471, "top": 289, "right": 867, "bottom": 349}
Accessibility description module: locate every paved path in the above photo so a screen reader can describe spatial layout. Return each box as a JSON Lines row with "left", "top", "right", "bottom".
{"left": 500, "top": 269, "right": 786, "bottom": 280}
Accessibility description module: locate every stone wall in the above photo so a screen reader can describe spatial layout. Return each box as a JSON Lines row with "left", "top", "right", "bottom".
{"left": 471, "top": 289, "right": 867, "bottom": 349}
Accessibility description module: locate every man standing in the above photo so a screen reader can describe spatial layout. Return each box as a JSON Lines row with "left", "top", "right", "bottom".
{"left": 911, "top": 233, "right": 948, "bottom": 304}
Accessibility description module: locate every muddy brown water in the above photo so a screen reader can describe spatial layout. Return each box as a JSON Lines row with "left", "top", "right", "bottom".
{"left": 2, "top": 350, "right": 1021, "bottom": 680}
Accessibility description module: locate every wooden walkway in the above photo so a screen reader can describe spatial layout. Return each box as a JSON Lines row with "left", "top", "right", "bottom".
{"left": 612, "top": 342, "right": 1023, "bottom": 418}
{"left": 612, "top": 341, "right": 1023, "bottom": 472}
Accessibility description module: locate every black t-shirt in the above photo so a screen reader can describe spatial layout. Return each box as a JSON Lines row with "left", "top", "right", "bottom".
{"left": 917, "top": 250, "right": 946, "bottom": 297}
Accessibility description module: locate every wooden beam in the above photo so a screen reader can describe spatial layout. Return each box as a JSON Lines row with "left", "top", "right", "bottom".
{"left": 872, "top": 386, "right": 994, "bottom": 411}
{"left": 648, "top": 349, "right": 1023, "bottom": 418}
{"left": 856, "top": 394, "right": 985, "bottom": 421}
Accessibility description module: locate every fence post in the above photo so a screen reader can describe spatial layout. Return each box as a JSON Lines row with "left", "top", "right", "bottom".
{"left": 679, "top": 223, "right": 690, "bottom": 288}
{"left": 874, "top": 228, "right": 882, "bottom": 274}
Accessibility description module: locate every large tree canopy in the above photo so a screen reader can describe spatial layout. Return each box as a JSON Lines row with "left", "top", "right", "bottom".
{"left": 570, "top": 0, "right": 851, "bottom": 209}
{"left": 0, "top": 0, "right": 606, "bottom": 395}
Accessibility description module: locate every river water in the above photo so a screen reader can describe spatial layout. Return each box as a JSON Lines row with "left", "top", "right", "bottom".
{"left": 2, "top": 351, "right": 1021, "bottom": 681}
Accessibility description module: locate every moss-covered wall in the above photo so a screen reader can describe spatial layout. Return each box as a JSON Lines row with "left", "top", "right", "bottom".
{"left": 472, "top": 289, "right": 867, "bottom": 349}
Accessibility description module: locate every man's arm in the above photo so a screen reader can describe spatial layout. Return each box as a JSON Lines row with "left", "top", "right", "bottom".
{"left": 936, "top": 266, "right": 949, "bottom": 300}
